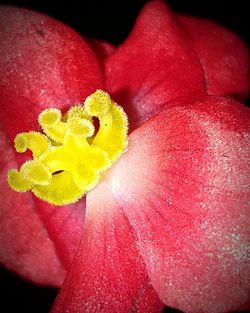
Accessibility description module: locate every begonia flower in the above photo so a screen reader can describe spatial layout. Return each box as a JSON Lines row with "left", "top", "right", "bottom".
{"left": 0, "top": 1, "right": 249, "bottom": 313}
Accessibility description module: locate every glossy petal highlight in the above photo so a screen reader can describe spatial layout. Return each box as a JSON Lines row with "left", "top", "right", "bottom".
{"left": 106, "top": 97, "right": 250, "bottom": 313}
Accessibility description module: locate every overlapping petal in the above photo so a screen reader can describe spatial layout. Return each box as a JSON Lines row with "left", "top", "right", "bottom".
{"left": 33, "top": 198, "right": 86, "bottom": 270}
{"left": 0, "top": 5, "right": 103, "bottom": 284}
{"left": 179, "top": 15, "right": 250, "bottom": 101}
{"left": 0, "top": 127, "right": 66, "bottom": 285}
{"left": 0, "top": 2, "right": 249, "bottom": 313}
{"left": 105, "top": 0, "right": 249, "bottom": 131}
{"left": 0, "top": 5, "right": 103, "bottom": 141}
{"left": 105, "top": 0, "right": 206, "bottom": 131}
{"left": 87, "top": 39, "right": 115, "bottom": 67}
{"left": 51, "top": 183, "right": 164, "bottom": 312}
{"left": 103, "top": 96, "right": 250, "bottom": 313}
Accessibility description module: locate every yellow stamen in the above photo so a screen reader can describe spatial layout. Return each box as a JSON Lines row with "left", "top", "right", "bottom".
{"left": 38, "top": 108, "right": 67, "bottom": 143}
{"left": 68, "top": 118, "right": 95, "bottom": 138}
{"left": 7, "top": 90, "right": 128, "bottom": 205}
{"left": 22, "top": 160, "right": 52, "bottom": 186}
{"left": 84, "top": 89, "right": 111, "bottom": 116}
{"left": 67, "top": 105, "right": 92, "bottom": 122}
{"left": 93, "top": 102, "right": 128, "bottom": 160}
{"left": 7, "top": 168, "right": 32, "bottom": 192}
{"left": 14, "top": 131, "right": 50, "bottom": 158}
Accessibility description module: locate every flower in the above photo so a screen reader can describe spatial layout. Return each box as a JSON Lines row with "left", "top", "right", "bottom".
{"left": 0, "top": 1, "right": 249, "bottom": 313}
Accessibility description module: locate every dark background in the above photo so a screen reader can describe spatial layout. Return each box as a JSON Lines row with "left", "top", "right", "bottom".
{"left": 0, "top": 1, "right": 249, "bottom": 312}
{"left": 0, "top": 0, "right": 249, "bottom": 45}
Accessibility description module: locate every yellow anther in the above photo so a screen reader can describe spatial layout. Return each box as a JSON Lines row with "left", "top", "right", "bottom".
{"left": 7, "top": 169, "right": 32, "bottom": 192}
{"left": 68, "top": 118, "right": 95, "bottom": 138}
{"left": 32, "top": 171, "right": 84, "bottom": 205}
{"left": 84, "top": 89, "right": 111, "bottom": 116}
{"left": 39, "top": 108, "right": 62, "bottom": 126}
{"left": 14, "top": 133, "right": 28, "bottom": 153}
{"left": 38, "top": 108, "right": 67, "bottom": 143}
{"left": 14, "top": 131, "right": 50, "bottom": 158}
{"left": 67, "top": 105, "right": 92, "bottom": 122}
{"left": 93, "top": 101, "right": 128, "bottom": 161}
{"left": 7, "top": 90, "right": 128, "bottom": 206}
{"left": 22, "top": 160, "right": 52, "bottom": 186}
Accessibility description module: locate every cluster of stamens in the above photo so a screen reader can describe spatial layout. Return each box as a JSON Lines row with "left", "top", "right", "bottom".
{"left": 7, "top": 90, "right": 128, "bottom": 205}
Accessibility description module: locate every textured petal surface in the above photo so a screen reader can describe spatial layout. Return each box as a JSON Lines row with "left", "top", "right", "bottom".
{"left": 51, "top": 182, "right": 164, "bottom": 313}
{"left": 34, "top": 198, "right": 85, "bottom": 270}
{"left": 104, "top": 97, "right": 250, "bottom": 313}
{"left": 0, "top": 5, "right": 103, "bottom": 141}
{"left": 87, "top": 38, "right": 115, "bottom": 67}
{"left": 179, "top": 15, "right": 250, "bottom": 101}
{"left": 105, "top": 0, "right": 206, "bottom": 131}
{"left": 0, "top": 6, "right": 103, "bottom": 284}
{"left": 0, "top": 127, "right": 66, "bottom": 285}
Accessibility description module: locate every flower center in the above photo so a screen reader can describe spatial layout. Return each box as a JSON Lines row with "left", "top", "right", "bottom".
{"left": 7, "top": 90, "right": 128, "bottom": 205}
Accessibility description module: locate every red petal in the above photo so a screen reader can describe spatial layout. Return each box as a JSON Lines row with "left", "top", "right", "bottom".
{"left": 104, "top": 97, "right": 250, "bottom": 312}
{"left": 0, "top": 6, "right": 103, "bottom": 141}
{"left": 87, "top": 38, "right": 115, "bottom": 66}
{"left": 34, "top": 198, "right": 85, "bottom": 270}
{"left": 0, "top": 128, "right": 66, "bottom": 285}
{"left": 105, "top": 0, "right": 206, "bottom": 131}
{"left": 51, "top": 182, "right": 164, "bottom": 313}
{"left": 0, "top": 6, "right": 103, "bottom": 283}
{"left": 179, "top": 15, "right": 250, "bottom": 101}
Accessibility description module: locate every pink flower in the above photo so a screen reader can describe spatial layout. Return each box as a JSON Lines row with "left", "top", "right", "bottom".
{"left": 0, "top": 1, "right": 249, "bottom": 312}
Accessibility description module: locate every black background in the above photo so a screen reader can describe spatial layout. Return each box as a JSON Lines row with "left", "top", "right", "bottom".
{"left": 0, "top": 1, "right": 249, "bottom": 312}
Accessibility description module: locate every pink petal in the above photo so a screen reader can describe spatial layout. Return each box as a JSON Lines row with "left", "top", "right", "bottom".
{"left": 51, "top": 182, "right": 164, "bottom": 313}
{"left": 105, "top": 0, "right": 206, "bottom": 131}
{"left": 0, "top": 128, "right": 66, "bottom": 286}
{"left": 104, "top": 96, "right": 250, "bottom": 313}
{"left": 179, "top": 15, "right": 250, "bottom": 101}
{"left": 0, "top": 5, "right": 103, "bottom": 141}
